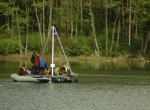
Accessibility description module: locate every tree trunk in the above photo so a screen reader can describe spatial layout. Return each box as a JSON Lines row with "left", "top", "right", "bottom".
{"left": 105, "top": 0, "right": 108, "bottom": 56}
{"left": 11, "top": 14, "right": 14, "bottom": 38}
{"left": 34, "top": 0, "right": 43, "bottom": 50}
{"left": 143, "top": 31, "right": 149, "bottom": 54}
{"left": 70, "top": 0, "right": 73, "bottom": 40}
{"left": 47, "top": 0, "right": 54, "bottom": 37}
{"left": 65, "top": 0, "right": 69, "bottom": 37}
{"left": 141, "top": 33, "right": 144, "bottom": 53}
{"left": 88, "top": 0, "right": 99, "bottom": 57}
{"left": 43, "top": 0, "right": 45, "bottom": 45}
{"left": 115, "top": 17, "right": 120, "bottom": 51}
{"left": 25, "top": 2, "right": 29, "bottom": 55}
{"left": 110, "top": 16, "right": 117, "bottom": 52}
{"left": 75, "top": 0, "right": 79, "bottom": 42}
{"left": 11, "top": 0, "right": 15, "bottom": 38}
{"left": 121, "top": 0, "right": 125, "bottom": 41}
{"left": 80, "top": 0, "right": 83, "bottom": 33}
{"left": 134, "top": 13, "right": 138, "bottom": 38}
{"left": 141, "top": 31, "right": 149, "bottom": 55}
{"left": 16, "top": 6, "right": 22, "bottom": 55}
{"left": 128, "top": 0, "right": 131, "bottom": 46}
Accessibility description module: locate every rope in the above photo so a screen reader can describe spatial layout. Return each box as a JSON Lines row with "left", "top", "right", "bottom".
{"left": 41, "top": 26, "right": 74, "bottom": 75}
{"left": 41, "top": 28, "right": 51, "bottom": 59}
{"left": 54, "top": 28, "right": 73, "bottom": 74}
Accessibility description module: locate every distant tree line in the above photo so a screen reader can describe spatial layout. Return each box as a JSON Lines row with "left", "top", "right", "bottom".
{"left": 0, "top": 0, "right": 150, "bottom": 58}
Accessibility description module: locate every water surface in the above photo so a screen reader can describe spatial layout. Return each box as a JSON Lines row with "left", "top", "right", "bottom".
{"left": 0, "top": 59, "right": 150, "bottom": 110}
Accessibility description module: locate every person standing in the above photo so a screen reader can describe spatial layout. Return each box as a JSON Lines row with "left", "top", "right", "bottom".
{"left": 39, "top": 59, "right": 48, "bottom": 76}
{"left": 31, "top": 52, "right": 36, "bottom": 74}
{"left": 34, "top": 53, "right": 40, "bottom": 74}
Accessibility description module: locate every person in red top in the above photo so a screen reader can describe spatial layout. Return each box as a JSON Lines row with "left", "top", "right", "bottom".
{"left": 18, "top": 64, "right": 27, "bottom": 76}
{"left": 34, "top": 53, "right": 40, "bottom": 74}
{"left": 59, "top": 66, "right": 66, "bottom": 75}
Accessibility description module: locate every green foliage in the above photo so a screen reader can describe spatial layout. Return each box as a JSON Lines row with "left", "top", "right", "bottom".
{"left": 27, "top": 33, "right": 41, "bottom": 52}
{"left": 0, "top": 38, "right": 23, "bottom": 55}
{"left": 118, "top": 43, "right": 130, "bottom": 56}
{"left": 1, "top": 0, "right": 150, "bottom": 57}
{"left": 67, "top": 37, "right": 92, "bottom": 56}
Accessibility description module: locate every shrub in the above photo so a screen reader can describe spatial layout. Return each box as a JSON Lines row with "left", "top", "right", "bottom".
{"left": 27, "top": 33, "right": 41, "bottom": 52}
{"left": 118, "top": 43, "right": 130, "bottom": 55}
{"left": 67, "top": 37, "right": 92, "bottom": 56}
{"left": 0, "top": 38, "right": 23, "bottom": 55}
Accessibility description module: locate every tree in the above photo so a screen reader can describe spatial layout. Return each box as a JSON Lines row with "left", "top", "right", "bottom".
{"left": 33, "top": 0, "right": 44, "bottom": 49}
{"left": 80, "top": 0, "right": 83, "bottom": 34}
{"left": 24, "top": 0, "right": 30, "bottom": 55}
{"left": 105, "top": 0, "right": 108, "bottom": 56}
{"left": 85, "top": 0, "right": 100, "bottom": 57}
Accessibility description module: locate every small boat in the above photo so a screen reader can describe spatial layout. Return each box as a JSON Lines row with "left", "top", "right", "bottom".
{"left": 11, "top": 73, "right": 50, "bottom": 83}
{"left": 11, "top": 69, "right": 78, "bottom": 83}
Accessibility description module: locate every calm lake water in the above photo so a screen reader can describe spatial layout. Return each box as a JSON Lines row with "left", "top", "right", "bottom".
{"left": 1, "top": 58, "right": 150, "bottom": 110}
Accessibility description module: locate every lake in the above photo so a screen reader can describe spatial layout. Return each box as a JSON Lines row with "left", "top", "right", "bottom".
{"left": 0, "top": 58, "right": 150, "bottom": 110}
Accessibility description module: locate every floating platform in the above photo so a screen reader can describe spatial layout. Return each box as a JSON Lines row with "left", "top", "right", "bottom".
{"left": 11, "top": 73, "right": 78, "bottom": 83}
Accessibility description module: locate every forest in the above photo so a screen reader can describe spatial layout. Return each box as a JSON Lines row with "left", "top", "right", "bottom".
{"left": 0, "top": 0, "right": 150, "bottom": 59}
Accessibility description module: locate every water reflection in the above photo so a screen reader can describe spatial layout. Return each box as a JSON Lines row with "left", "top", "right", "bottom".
{"left": 0, "top": 58, "right": 150, "bottom": 74}
{"left": 1, "top": 58, "right": 150, "bottom": 85}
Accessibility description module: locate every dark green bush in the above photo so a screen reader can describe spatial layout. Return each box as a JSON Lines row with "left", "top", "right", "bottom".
{"left": 67, "top": 37, "right": 92, "bottom": 56}
{"left": 27, "top": 33, "right": 41, "bottom": 52}
{"left": 118, "top": 43, "right": 130, "bottom": 55}
{"left": 0, "top": 38, "right": 23, "bottom": 55}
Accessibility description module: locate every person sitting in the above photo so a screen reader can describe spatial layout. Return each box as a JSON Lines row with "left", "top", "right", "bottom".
{"left": 59, "top": 66, "right": 66, "bottom": 75}
{"left": 39, "top": 59, "right": 48, "bottom": 76}
{"left": 18, "top": 64, "right": 27, "bottom": 76}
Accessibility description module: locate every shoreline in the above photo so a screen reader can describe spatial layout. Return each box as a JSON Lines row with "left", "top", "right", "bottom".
{"left": 0, "top": 53, "right": 149, "bottom": 62}
{"left": 0, "top": 53, "right": 93, "bottom": 61}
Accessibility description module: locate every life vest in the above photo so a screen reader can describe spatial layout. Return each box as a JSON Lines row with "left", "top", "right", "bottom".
{"left": 18, "top": 68, "right": 23, "bottom": 75}
{"left": 49, "top": 73, "right": 53, "bottom": 76}
{"left": 59, "top": 66, "right": 65, "bottom": 71}
{"left": 18, "top": 68, "right": 26, "bottom": 75}
{"left": 18, "top": 67, "right": 26, "bottom": 75}
{"left": 40, "top": 60, "right": 45, "bottom": 67}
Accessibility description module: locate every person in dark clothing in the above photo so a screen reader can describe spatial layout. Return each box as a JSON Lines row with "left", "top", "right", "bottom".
{"left": 39, "top": 59, "right": 48, "bottom": 76}
{"left": 31, "top": 52, "right": 36, "bottom": 74}
{"left": 31, "top": 52, "right": 36, "bottom": 64}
